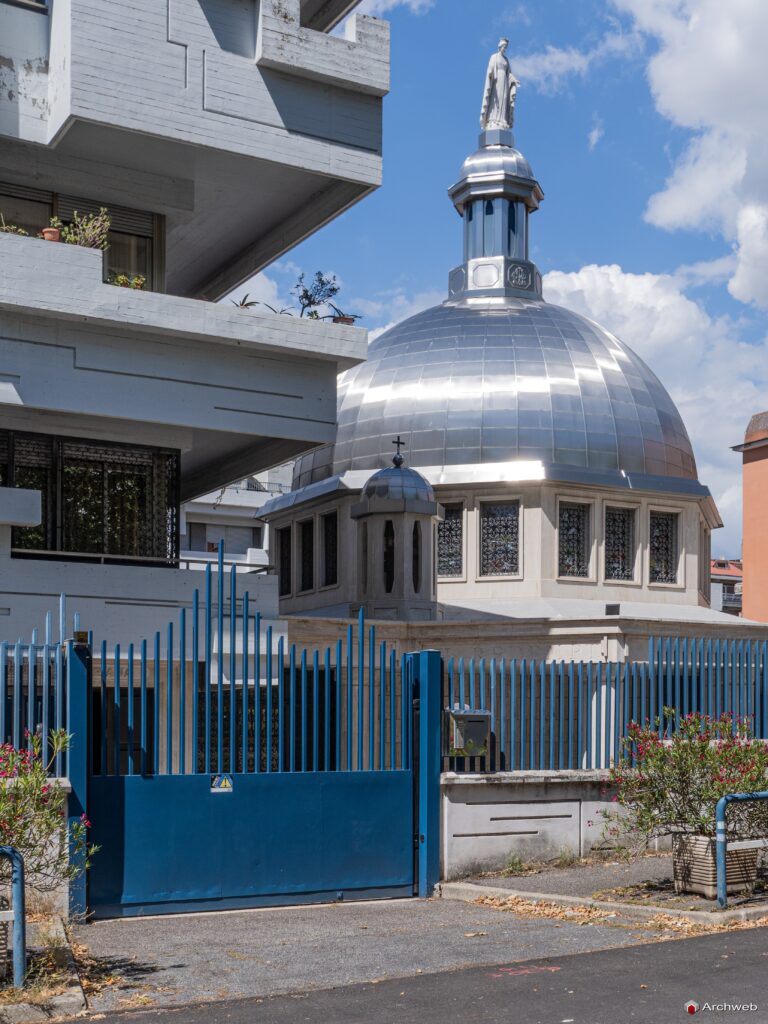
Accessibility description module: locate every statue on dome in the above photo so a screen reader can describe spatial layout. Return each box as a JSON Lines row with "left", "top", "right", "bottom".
{"left": 480, "top": 38, "right": 519, "bottom": 131}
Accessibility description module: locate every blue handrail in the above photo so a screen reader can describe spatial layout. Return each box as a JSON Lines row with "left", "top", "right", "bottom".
{"left": 715, "top": 790, "right": 768, "bottom": 909}
{"left": 0, "top": 847, "right": 26, "bottom": 988}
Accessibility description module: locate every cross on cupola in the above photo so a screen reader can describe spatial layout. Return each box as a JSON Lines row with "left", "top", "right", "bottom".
{"left": 392, "top": 435, "right": 406, "bottom": 468}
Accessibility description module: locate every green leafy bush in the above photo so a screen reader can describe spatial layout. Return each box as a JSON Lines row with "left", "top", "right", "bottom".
{"left": 601, "top": 709, "right": 768, "bottom": 853}
{"left": 0, "top": 731, "right": 95, "bottom": 895}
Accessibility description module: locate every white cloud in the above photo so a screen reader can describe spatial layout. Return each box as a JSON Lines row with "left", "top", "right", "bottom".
{"left": 728, "top": 204, "right": 768, "bottom": 309}
{"left": 613, "top": 0, "right": 768, "bottom": 308}
{"left": 223, "top": 271, "right": 281, "bottom": 310}
{"left": 363, "top": 287, "right": 445, "bottom": 341}
{"left": 588, "top": 116, "right": 604, "bottom": 151}
{"left": 544, "top": 262, "right": 768, "bottom": 554}
{"left": 512, "top": 27, "right": 641, "bottom": 94}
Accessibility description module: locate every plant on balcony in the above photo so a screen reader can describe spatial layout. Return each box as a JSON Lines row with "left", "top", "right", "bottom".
{"left": 326, "top": 303, "right": 361, "bottom": 325}
{"left": 108, "top": 272, "right": 146, "bottom": 290}
{"left": 231, "top": 293, "right": 260, "bottom": 308}
{"left": 0, "top": 730, "right": 96, "bottom": 897}
{"left": 293, "top": 271, "right": 339, "bottom": 318}
{"left": 0, "top": 215, "right": 28, "bottom": 236}
{"left": 50, "top": 207, "right": 111, "bottom": 250}
{"left": 601, "top": 710, "right": 768, "bottom": 896}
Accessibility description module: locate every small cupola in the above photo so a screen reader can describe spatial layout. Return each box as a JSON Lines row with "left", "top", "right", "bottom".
{"left": 350, "top": 438, "right": 442, "bottom": 621}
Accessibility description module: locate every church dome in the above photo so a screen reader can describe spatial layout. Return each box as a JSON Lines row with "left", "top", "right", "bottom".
{"left": 293, "top": 297, "right": 697, "bottom": 489}
{"left": 291, "top": 94, "right": 699, "bottom": 496}
{"left": 361, "top": 463, "right": 435, "bottom": 504}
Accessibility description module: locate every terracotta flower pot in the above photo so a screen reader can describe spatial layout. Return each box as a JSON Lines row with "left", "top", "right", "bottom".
{"left": 42, "top": 227, "right": 61, "bottom": 242}
{"left": 673, "top": 835, "right": 758, "bottom": 899}
{"left": 332, "top": 315, "right": 355, "bottom": 325}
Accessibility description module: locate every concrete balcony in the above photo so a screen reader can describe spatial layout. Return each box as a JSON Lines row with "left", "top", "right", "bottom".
{"left": 0, "top": 231, "right": 367, "bottom": 498}
{"left": 0, "top": 0, "right": 389, "bottom": 297}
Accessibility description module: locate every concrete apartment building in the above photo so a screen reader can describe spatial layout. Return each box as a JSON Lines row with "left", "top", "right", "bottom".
{"left": 0, "top": 0, "right": 388, "bottom": 643}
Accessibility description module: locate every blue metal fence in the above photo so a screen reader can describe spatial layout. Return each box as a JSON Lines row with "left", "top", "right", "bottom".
{"left": 445, "top": 636, "right": 768, "bottom": 773}
{"left": 89, "top": 553, "right": 412, "bottom": 779}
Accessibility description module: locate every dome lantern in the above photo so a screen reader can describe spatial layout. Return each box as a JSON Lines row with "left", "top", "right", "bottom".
{"left": 447, "top": 45, "right": 544, "bottom": 304}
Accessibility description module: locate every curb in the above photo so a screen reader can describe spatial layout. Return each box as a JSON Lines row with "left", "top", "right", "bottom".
{"left": 0, "top": 918, "right": 87, "bottom": 1024}
{"left": 440, "top": 881, "right": 768, "bottom": 926}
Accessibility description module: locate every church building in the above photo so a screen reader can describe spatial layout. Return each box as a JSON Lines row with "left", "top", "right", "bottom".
{"left": 261, "top": 42, "right": 725, "bottom": 635}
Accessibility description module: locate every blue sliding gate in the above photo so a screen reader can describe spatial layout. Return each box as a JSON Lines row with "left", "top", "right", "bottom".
{"left": 74, "top": 553, "right": 441, "bottom": 918}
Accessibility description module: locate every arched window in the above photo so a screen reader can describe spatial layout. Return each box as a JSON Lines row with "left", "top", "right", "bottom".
{"left": 383, "top": 520, "right": 395, "bottom": 593}
{"left": 483, "top": 199, "right": 495, "bottom": 257}
{"left": 361, "top": 522, "right": 368, "bottom": 594}
{"left": 412, "top": 521, "right": 421, "bottom": 593}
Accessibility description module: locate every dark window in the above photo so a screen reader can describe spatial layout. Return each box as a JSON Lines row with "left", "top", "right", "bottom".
{"left": 188, "top": 522, "right": 206, "bottom": 550}
{"left": 0, "top": 194, "right": 51, "bottom": 236}
{"left": 322, "top": 511, "right": 338, "bottom": 587}
{"left": 412, "top": 521, "right": 421, "bottom": 593}
{"left": 558, "top": 502, "right": 590, "bottom": 578}
{"left": 480, "top": 502, "right": 520, "bottom": 576}
{"left": 383, "top": 520, "right": 395, "bottom": 593}
{"left": 107, "top": 230, "right": 152, "bottom": 284}
{"left": 605, "top": 507, "right": 635, "bottom": 581}
{"left": 277, "top": 527, "right": 292, "bottom": 596}
{"left": 650, "top": 511, "right": 679, "bottom": 584}
{"left": 299, "top": 519, "right": 314, "bottom": 591}
{"left": 437, "top": 503, "right": 463, "bottom": 577}
{"left": 4, "top": 430, "right": 178, "bottom": 563}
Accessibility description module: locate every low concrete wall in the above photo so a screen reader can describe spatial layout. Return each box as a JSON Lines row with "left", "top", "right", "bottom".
{"left": 441, "top": 771, "right": 617, "bottom": 879}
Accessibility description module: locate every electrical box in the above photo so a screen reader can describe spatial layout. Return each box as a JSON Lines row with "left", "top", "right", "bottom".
{"left": 445, "top": 706, "right": 491, "bottom": 757}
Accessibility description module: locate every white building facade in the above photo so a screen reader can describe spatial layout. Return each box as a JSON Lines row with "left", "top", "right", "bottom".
{"left": 0, "top": 0, "right": 389, "bottom": 643}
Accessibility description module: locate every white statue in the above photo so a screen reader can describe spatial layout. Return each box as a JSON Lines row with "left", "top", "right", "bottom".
{"left": 480, "top": 38, "right": 519, "bottom": 131}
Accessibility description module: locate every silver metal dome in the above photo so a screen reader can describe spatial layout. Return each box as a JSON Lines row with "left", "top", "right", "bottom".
{"left": 292, "top": 296, "right": 698, "bottom": 489}
{"left": 362, "top": 465, "right": 436, "bottom": 503}
{"left": 457, "top": 145, "right": 535, "bottom": 186}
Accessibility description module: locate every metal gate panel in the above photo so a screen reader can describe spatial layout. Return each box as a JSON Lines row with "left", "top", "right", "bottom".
{"left": 88, "top": 770, "right": 414, "bottom": 917}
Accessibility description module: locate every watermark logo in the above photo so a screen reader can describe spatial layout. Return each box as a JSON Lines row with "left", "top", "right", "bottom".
{"left": 684, "top": 1001, "right": 759, "bottom": 1015}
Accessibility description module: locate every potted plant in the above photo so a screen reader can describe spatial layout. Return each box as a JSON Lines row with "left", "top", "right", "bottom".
{"left": 42, "top": 224, "right": 60, "bottom": 242}
{"left": 292, "top": 270, "right": 339, "bottom": 318}
{"left": 327, "top": 303, "right": 361, "bottom": 325}
{"left": 601, "top": 709, "right": 768, "bottom": 899}
{"left": 50, "top": 206, "right": 111, "bottom": 249}
{"left": 108, "top": 272, "right": 146, "bottom": 290}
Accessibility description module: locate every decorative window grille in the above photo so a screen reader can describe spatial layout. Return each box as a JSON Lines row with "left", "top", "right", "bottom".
{"left": 299, "top": 519, "right": 314, "bottom": 591}
{"left": 480, "top": 501, "right": 520, "bottom": 576}
{"left": 4, "top": 430, "right": 179, "bottom": 564}
{"left": 322, "top": 512, "right": 338, "bottom": 588}
{"left": 604, "top": 507, "right": 635, "bottom": 581}
{"left": 558, "top": 502, "right": 590, "bottom": 578}
{"left": 650, "top": 511, "right": 679, "bottom": 584}
{"left": 437, "top": 503, "right": 464, "bottom": 577}
{"left": 277, "top": 527, "right": 292, "bottom": 596}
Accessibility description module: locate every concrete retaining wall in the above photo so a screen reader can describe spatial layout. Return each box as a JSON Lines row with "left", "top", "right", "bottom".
{"left": 441, "top": 771, "right": 617, "bottom": 879}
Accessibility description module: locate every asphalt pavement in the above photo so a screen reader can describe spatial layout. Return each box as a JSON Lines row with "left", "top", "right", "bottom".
{"left": 76, "top": 926, "right": 768, "bottom": 1024}
{"left": 75, "top": 896, "right": 658, "bottom": 1013}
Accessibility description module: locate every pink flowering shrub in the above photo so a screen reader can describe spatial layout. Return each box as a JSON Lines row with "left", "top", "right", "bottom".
{"left": 601, "top": 709, "right": 768, "bottom": 853}
{"left": 0, "top": 730, "right": 94, "bottom": 895}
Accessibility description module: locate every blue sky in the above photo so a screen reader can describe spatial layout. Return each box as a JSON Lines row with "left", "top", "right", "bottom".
{"left": 239, "top": 0, "right": 768, "bottom": 555}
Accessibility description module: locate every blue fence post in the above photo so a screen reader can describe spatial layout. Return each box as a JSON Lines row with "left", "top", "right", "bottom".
{"left": 66, "top": 637, "right": 90, "bottom": 918}
{"left": 0, "top": 847, "right": 25, "bottom": 988}
{"left": 408, "top": 649, "right": 442, "bottom": 898}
